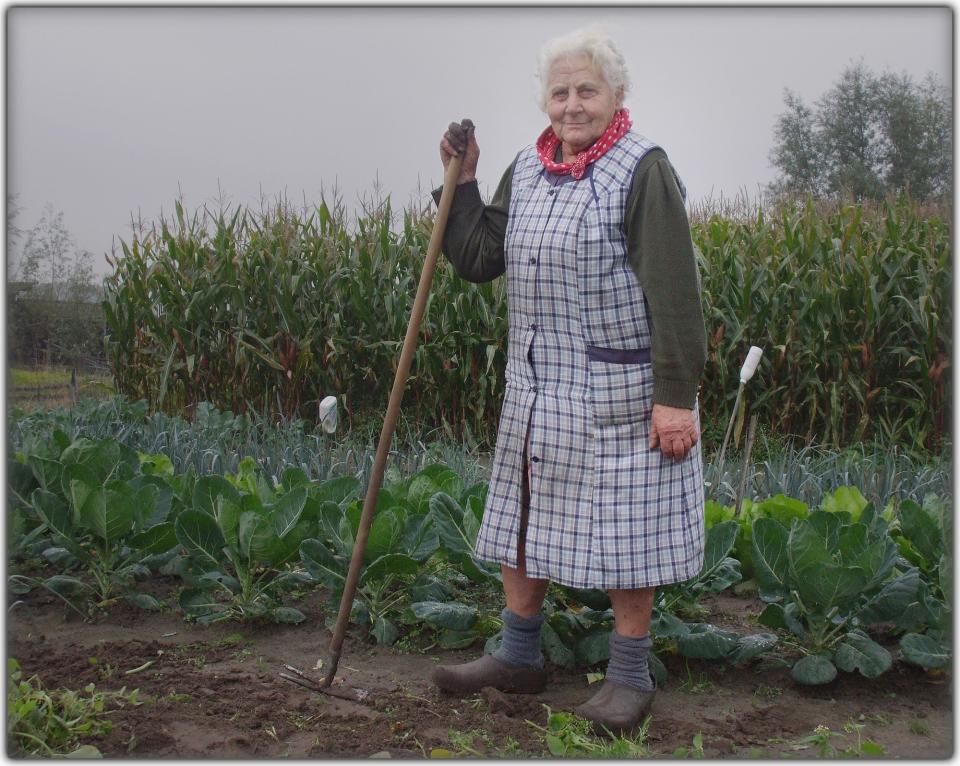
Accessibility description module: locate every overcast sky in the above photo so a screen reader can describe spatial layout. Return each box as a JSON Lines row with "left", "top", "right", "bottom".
{"left": 6, "top": 5, "right": 953, "bottom": 276}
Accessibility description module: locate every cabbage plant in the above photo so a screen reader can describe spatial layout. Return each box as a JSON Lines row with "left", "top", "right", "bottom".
{"left": 174, "top": 471, "right": 316, "bottom": 624}
{"left": 705, "top": 486, "right": 872, "bottom": 580}
{"left": 299, "top": 465, "right": 494, "bottom": 646}
{"left": 752, "top": 506, "right": 918, "bottom": 684}
{"left": 888, "top": 494, "right": 951, "bottom": 670}
{"left": 9, "top": 435, "right": 178, "bottom": 614}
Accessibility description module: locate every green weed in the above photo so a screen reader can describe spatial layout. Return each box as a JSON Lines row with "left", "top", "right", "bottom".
{"left": 672, "top": 732, "right": 705, "bottom": 758}
{"left": 679, "top": 663, "right": 718, "bottom": 695}
{"left": 839, "top": 720, "right": 887, "bottom": 757}
{"left": 526, "top": 705, "right": 651, "bottom": 757}
{"left": 786, "top": 724, "right": 843, "bottom": 757}
{"left": 7, "top": 658, "right": 142, "bottom": 757}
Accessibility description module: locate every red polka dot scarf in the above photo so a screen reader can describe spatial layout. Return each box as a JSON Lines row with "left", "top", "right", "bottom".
{"left": 536, "top": 108, "right": 632, "bottom": 180}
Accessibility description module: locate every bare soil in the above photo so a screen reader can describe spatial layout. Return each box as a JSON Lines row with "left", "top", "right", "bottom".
{"left": 7, "top": 580, "right": 953, "bottom": 758}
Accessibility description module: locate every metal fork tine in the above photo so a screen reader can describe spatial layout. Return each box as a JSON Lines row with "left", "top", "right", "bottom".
{"left": 283, "top": 664, "right": 312, "bottom": 680}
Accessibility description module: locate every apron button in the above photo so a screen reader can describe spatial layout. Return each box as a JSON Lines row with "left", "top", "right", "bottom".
{"left": 531, "top": 385, "right": 538, "bottom": 393}
{"left": 530, "top": 322, "right": 538, "bottom": 331}
{"left": 529, "top": 256, "right": 537, "bottom": 264}
{"left": 530, "top": 456, "right": 540, "bottom": 463}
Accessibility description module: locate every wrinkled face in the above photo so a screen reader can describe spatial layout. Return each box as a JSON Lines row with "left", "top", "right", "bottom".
{"left": 546, "top": 53, "right": 622, "bottom": 155}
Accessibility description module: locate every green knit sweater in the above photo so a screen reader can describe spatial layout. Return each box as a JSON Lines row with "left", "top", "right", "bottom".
{"left": 433, "top": 146, "right": 707, "bottom": 409}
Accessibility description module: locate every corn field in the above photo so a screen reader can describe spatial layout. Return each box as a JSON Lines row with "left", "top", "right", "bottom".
{"left": 696, "top": 194, "right": 950, "bottom": 451}
{"left": 103, "top": 193, "right": 950, "bottom": 452}
{"left": 103, "top": 196, "right": 505, "bottom": 442}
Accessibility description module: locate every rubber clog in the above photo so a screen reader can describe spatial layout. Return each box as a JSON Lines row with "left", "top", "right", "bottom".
{"left": 573, "top": 674, "right": 656, "bottom": 735}
{"left": 432, "top": 654, "right": 547, "bottom": 695}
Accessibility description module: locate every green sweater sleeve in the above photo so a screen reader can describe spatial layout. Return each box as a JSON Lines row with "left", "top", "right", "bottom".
{"left": 625, "top": 150, "right": 707, "bottom": 409}
{"left": 430, "top": 160, "right": 515, "bottom": 283}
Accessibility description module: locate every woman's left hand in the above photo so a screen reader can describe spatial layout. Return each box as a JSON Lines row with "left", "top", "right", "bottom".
{"left": 649, "top": 404, "right": 699, "bottom": 461}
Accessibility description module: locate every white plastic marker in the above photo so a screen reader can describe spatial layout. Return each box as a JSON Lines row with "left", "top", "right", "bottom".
{"left": 740, "top": 346, "right": 764, "bottom": 384}
{"left": 714, "top": 346, "right": 764, "bottom": 496}
{"left": 318, "top": 395, "right": 338, "bottom": 434}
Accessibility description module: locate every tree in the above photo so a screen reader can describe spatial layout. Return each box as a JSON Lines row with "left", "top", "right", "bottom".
{"left": 13, "top": 203, "right": 98, "bottom": 301}
{"left": 768, "top": 89, "right": 823, "bottom": 198}
{"left": 815, "top": 60, "right": 887, "bottom": 200}
{"left": 7, "top": 202, "right": 103, "bottom": 366}
{"left": 20, "top": 204, "right": 76, "bottom": 300}
{"left": 767, "top": 60, "right": 952, "bottom": 202}
{"left": 876, "top": 71, "right": 952, "bottom": 200}
{"left": 7, "top": 194, "right": 25, "bottom": 276}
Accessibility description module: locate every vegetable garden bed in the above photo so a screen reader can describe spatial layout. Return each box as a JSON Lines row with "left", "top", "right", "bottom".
{"left": 8, "top": 416, "right": 953, "bottom": 757}
{"left": 9, "top": 582, "right": 951, "bottom": 758}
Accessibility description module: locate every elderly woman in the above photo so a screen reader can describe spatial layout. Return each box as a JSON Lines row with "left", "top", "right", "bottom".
{"left": 430, "top": 27, "right": 706, "bottom": 732}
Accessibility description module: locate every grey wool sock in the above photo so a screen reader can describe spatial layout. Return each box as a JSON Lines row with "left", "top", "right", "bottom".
{"left": 492, "top": 608, "right": 545, "bottom": 669}
{"left": 605, "top": 631, "right": 655, "bottom": 691}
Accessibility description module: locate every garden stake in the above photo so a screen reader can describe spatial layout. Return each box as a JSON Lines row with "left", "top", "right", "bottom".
{"left": 713, "top": 346, "right": 763, "bottom": 500}
{"left": 734, "top": 412, "right": 758, "bottom": 516}
{"left": 279, "top": 152, "right": 464, "bottom": 703}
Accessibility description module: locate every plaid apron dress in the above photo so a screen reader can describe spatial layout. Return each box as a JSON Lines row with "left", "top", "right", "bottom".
{"left": 473, "top": 131, "right": 705, "bottom": 589}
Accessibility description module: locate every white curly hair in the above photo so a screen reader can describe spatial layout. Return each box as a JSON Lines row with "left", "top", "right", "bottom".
{"left": 536, "top": 25, "right": 631, "bottom": 112}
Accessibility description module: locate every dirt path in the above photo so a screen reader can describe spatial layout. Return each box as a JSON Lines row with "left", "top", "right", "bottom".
{"left": 7, "top": 585, "right": 952, "bottom": 757}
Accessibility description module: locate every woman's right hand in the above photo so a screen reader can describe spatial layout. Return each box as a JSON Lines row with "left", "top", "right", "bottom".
{"left": 440, "top": 118, "right": 479, "bottom": 185}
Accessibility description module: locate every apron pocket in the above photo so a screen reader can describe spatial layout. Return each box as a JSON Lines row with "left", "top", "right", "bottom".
{"left": 587, "top": 352, "right": 653, "bottom": 426}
